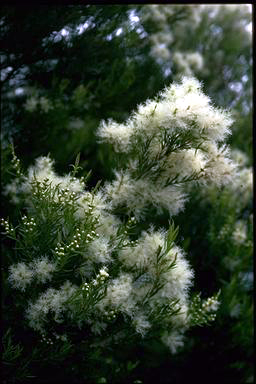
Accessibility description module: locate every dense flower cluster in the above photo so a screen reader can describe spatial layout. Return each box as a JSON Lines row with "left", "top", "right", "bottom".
{"left": 3, "top": 78, "right": 227, "bottom": 354}
{"left": 98, "top": 77, "right": 235, "bottom": 219}
{"left": 173, "top": 51, "right": 204, "bottom": 76}
{"left": 141, "top": 5, "right": 202, "bottom": 66}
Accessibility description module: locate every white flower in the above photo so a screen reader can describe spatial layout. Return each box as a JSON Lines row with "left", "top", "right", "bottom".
{"left": 186, "top": 52, "right": 204, "bottom": 71}
{"left": 87, "top": 237, "right": 112, "bottom": 263}
{"left": 25, "top": 97, "right": 38, "bottom": 112}
{"left": 97, "top": 273, "right": 135, "bottom": 315}
{"left": 39, "top": 96, "right": 52, "bottom": 113}
{"left": 96, "top": 213, "right": 122, "bottom": 238}
{"left": 119, "top": 230, "right": 165, "bottom": 269}
{"left": 229, "top": 167, "right": 253, "bottom": 204}
{"left": 202, "top": 297, "right": 220, "bottom": 313}
{"left": 132, "top": 312, "right": 151, "bottom": 336}
{"left": 17, "top": 156, "right": 85, "bottom": 199}
{"left": 32, "top": 155, "right": 54, "bottom": 173}
{"left": 97, "top": 119, "right": 134, "bottom": 152}
{"left": 150, "top": 44, "right": 171, "bottom": 61}
{"left": 75, "top": 190, "right": 109, "bottom": 220}
{"left": 230, "top": 148, "right": 249, "bottom": 167}
{"left": 170, "top": 302, "right": 189, "bottom": 327}
{"left": 203, "top": 143, "right": 237, "bottom": 186}
{"left": 150, "top": 31, "right": 173, "bottom": 46}
{"left": 99, "top": 267, "right": 109, "bottom": 279}
{"left": 3, "top": 178, "right": 22, "bottom": 204}
{"left": 173, "top": 52, "right": 204, "bottom": 76}
{"left": 164, "top": 149, "right": 206, "bottom": 181}
{"left": 196, "top": 107, "right": 233, "bottom": 141}
{"left": 161, "top": 330, "right": 185, "bottom": 354}
{"left": 31, "top": 257, "right": 56, "bottom": 283}
{"left": 162, "top": 77, "right": 202, "bottom": 101}
{"left": 232, "top": 220, "right": 247, "bottom": 245}
{"left": 26, "top": 281, "right": 78, "bottom": 332}
{"left": 98, "top": 77, "right": 234, "bottom": 220}
{"left": 153, "top": 246, "right": 194, "bottom": 302}
{"left": 104, "top": 171, "right": 187, "bottom": 219}
{"left": 8, "top": 262, "right": 34, "bottom": 291}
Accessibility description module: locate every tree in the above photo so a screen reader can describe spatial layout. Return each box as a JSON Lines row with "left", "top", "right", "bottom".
{"left": 1, "top": 4, "right": 253, "bottom": 384}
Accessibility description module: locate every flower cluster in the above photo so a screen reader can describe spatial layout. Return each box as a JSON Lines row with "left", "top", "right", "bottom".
{"left": 98, "top": 77, "right": 235, "bottom": 219}
{"left": 25, "top": 95, "right": 52, "bottom": 113}
{"left": 4, "top": 78, "right": 224, "bottom": 355}
{"left": 141, "top": 5, "right": 202, "bottom": 67}
{"left": 141, "top": 5, "right": 201, "bottom": 28}
{"left": 0, "top": 218, "right": 15, "bottom": 236}
{"left": 21, "top": 215, "right": 36, "bottom": 233}
{"left": 188, "top": 292, "right": 220, "bottom": 325}
{"left": 232, "top": 220, "right": 247, "bottom": 245}
{"left": 173, "top": 51, "right": 204, "bottom": 76}
{"left": 8, "top": 257, "right": 57, "bottom": 291}
{"left": 8, "top": 262, "right": 34, "bottom": 291}
{"left": 4, "top": 155, "right": 86, "bottom": 205}
{"left": 26, "top": 281, "right": 78, "bottom": 332}
{"left": 11, "top": 151, "right": 22, "bottom": 177}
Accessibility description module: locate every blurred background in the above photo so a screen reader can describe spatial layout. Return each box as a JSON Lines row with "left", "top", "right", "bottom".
{"left": 1, "top": 5, "right": 253, "bottom": 383}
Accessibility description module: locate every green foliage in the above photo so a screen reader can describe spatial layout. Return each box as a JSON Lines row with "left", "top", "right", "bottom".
{"left": 1, "top": 4, "right": 252, "bottom": 384}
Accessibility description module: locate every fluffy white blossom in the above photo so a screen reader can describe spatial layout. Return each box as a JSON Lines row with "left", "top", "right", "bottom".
{"left": 164, "top": 149, "right": 207, "bottom": 181}
{"left": 150, "top": 44, "right": 171, "bottom": 62}
{"left": 27, "top": 156, "right": 85, "bottom": 193}
{"left": 202, "top": 296, "right": 220, "bottom": 313}
{"left": 25, "top": 95, "right": 52, "bottom": 113}
{"left": 170, "top": 302, "right": 189, "bottom": 327}
{"left": 96, "top": 213, "right": 122, "bottom": 238}
{"left": 75, "top": 190, "right": 110, "bottom": 220}
{"left": 98, "top": 75, "right": 234, "bottom": 149}
{"left": 97, "top": 77, "right": 234, "bottom": 219}
{"left": 98, "top": 119, "right": 135, "bottom": 152}
{"left": 104, "top": 171, "right": 187, "bottom": 219}
{"left": 31, "top": 257, "right": 56, "bottom": 283}
{"left": 161, "top": 330, "right": 185, "bottom": 354}
{"left": 87, "top": 237, "right": 112, "bottom": 263}
{"left": 5, "top": 75, "right": 229, "bottom": 349}
{"left": 202, "top": 143, "right": 236, "bottom": 186}
{"left": 232, "top": 220, "right": 247, "bottom": 245}
{"left": 151, "top": 245, "right": 194, "bottom": 305}
{"left": 196, "top": 107, "right": 233, "bottom": 142}
{"left": 229, "top": 167, "right": 253, "bottom": 204}
{"left": 230, "top": 148, "right": 249, "bottom": 167}
{"left": 3, "top": 179, "right": 21, "bottom": 204}
{"left": 132, "top": 312, "right": 151, "bottom": 336}
{"left": 24, "top": 96, "right": 38, "bottom": 112}
{"left": 173, "top": 51, "right": 204, "bottom": 76}
{"left": 5, "top": 156, "right": 86, "bottom": 204}
{"left": 119, "top": 230, "right": 166, "bottom": 269}
{"left": 97, "top": 273, "right": 135, "bottom": 315}
{"left": 8, "top": 262, "right": 34, "bottom": 291}
{"left": 150, "top": 31, "right": 173, "bottom": 46}
{"left": 120, "top": 230, "right": 193, "bottom": 321}
{"left": 26, "top": 281, "right": 78, "bottom": 332}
